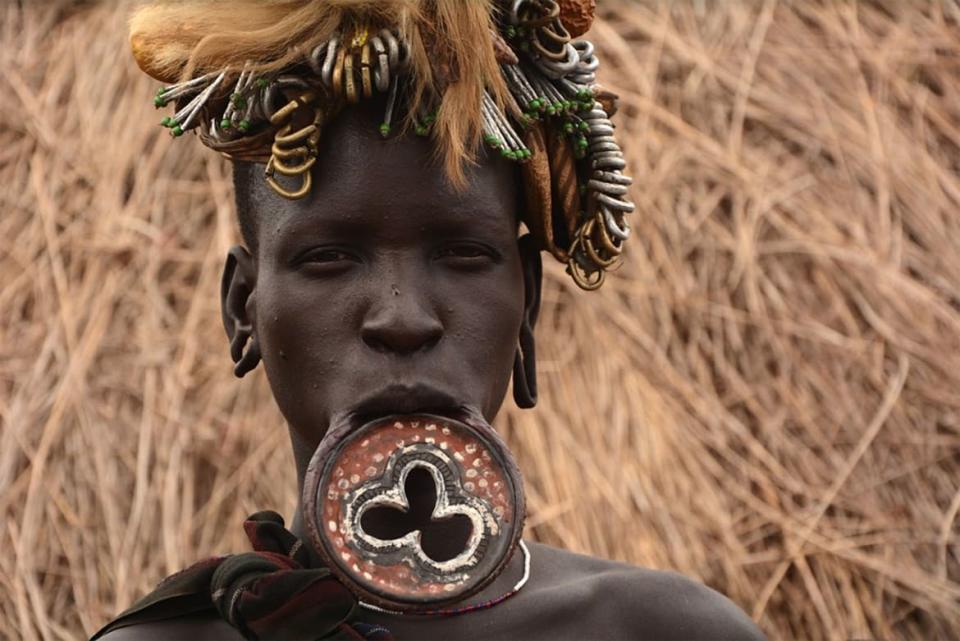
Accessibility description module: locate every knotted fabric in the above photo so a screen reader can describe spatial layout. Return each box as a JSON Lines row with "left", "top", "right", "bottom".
{"left": 90, "top": 511, "right": 393, "bottom": 641}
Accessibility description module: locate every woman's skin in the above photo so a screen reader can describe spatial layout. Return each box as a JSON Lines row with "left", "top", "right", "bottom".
{"left": 98, "top": 104, "right": 767, "bottom": 640}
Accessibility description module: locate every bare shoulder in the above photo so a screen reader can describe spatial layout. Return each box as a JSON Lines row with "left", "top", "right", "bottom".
{"left": 524, "top": 542, "right": 769, "bottom": 640}
{"left": 93, "top": 613, "right": 243, "bottom": 641}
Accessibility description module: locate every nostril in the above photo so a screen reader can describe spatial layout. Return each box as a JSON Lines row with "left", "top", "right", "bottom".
{"left": 360, "top": 316, "right": 443, "bottom": 355}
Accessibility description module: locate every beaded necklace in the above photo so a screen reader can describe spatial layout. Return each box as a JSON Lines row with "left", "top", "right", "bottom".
{"left": 358, "top": 541, "right": 531, "bottom": 617}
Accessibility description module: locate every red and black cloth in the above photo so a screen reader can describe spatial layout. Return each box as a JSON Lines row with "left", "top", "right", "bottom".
{"left": 90, "top": 511, "right": 393, "bottom": 641}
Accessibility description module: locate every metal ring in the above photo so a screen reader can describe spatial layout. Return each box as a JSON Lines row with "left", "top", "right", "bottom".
{"left": 309, "top": 43, "right": 328, "bottom": 76}
{"left": 274, "top": 123, "right": 319, "bottom": 145}
{"left": 595, "top": 210, "right": 625, "bottom": 255}
{"left": 587, "top": 179, "right": 629, "bottom": 196}
{"left": 332, "top": 47, "right": 346, "bottom": 99}
{"left": 603, "top": 209, "right": 631, "bottom": 242}
{"left": 540, "top": 21, "right": 571, "bottom": 45}
{"left": 588, "top": 123, "right": 615, "bottom": 136}
{"left": 591, "top": 154, "right": 627, "bottom": 170}
{"left": 595, "top": 191, "right": 635, "bottom": 215}
{"left": 593, "top": 170, "right": 632, "bottom": 186}
{"left": 344, "top": 51, "right": 358, "bottom": 103}
{"left": 532, "top": 36, "right": 569, "bottom": 62}
{"left": 261, "top": 82, "right": 280, "bottom": 120}
{"left": 589, "top": 141, "right": 620, "bottom": 154}
{"left": 573, "top": 40, "right": 595, "bottom": 58}
{"left": 537, "top": 43, "right": 579, "bottom": 77}
{"left": 566, "top": 246, "right": 605, "bottom": 290}
{"left": 381, "top": 29, "right": 399, "bottom": 69}
{"left": 360, "top": 43, "right": 373, "bottom": 98}
{"left": 321, "top": 38, "right": 339, "bottom": 88}
{"left": 581, "top": 218, "right": 620, "bottom": 269}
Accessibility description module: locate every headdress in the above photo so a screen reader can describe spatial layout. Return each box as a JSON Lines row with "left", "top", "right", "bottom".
{"left": 130, "top": 0, "right": 634, "bottom": 289}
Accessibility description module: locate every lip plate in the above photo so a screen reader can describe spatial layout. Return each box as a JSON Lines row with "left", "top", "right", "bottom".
{"left": 303, "top": 411, "right": 526, "bottom": 611}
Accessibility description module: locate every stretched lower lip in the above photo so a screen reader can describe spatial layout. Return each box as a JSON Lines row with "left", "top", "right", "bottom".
{"left": 347, "top": 385, "right": 468, "bottom": 428}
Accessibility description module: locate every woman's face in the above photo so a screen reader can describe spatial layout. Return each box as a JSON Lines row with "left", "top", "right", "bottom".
{"left": 233, "top": 105, "right": 533, "bottom": 451}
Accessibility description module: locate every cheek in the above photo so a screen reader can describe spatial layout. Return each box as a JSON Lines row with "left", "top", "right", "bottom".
{"left": 253, "top": 270, "right": 361, "bottom": 430}
{"left": 443, "top": 270, "right": 525, "bottom": 406}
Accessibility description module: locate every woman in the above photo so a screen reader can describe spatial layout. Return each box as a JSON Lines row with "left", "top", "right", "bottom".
{"left": 94, "top": 1, "right": 766, "bottom": 639}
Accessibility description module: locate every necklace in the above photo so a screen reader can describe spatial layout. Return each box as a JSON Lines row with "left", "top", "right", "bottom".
{"left": 359, "top": 540, "right": 531, "bottom": 617}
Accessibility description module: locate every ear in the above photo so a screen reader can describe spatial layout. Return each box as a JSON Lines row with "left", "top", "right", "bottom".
{"left": 221, "top": 245, "right": 261, "bottom": 378}
{"left": 513, "top": 234, "right": 542, "bottom": 408}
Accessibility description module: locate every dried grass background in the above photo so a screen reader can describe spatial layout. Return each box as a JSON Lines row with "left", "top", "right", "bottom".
{"left": 2, "top": 1, "right": 960, "bottom": 639}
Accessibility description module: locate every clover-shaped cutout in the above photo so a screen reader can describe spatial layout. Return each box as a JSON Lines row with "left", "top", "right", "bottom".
{"left": 361, "top": 466, "right": 473, "bottom": 562}
{"left": 347, "top": 445, "right": 497, "bottom": 576}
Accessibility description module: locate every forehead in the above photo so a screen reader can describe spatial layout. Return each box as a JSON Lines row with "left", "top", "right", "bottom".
{"left": 245, "top": 104, "right": 520, "bottom": 241}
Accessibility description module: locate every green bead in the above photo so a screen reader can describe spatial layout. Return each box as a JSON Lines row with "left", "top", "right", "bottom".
{"left": 379, "top": 123, "right": 391, "bottom": 137}
{"left": 160, "top": 116, "right": 172, "bottom": 127}
{"left": 238, "top": 120, "right": 251, "bottom": 132}
{"left": 154, "top": 96, "right": 166, "bottom": 107}
{"left": 220, "top": 119, "right": 232, "bottom": 129}
{"left": 171, "top": 125, "right": 184, "bottom": 137}
{"left": 415, "top": 124, "right": 428, "bottom": 136}
{"left": 257, "top": 78, "right": 268, "bottom": 88}
{"left": 579, "top": 121, "right": 590, "bottom": 131}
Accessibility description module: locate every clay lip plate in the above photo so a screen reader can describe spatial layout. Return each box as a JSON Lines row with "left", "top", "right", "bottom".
{"left": 303, "top": 412, "right": 526, "bottom": 611}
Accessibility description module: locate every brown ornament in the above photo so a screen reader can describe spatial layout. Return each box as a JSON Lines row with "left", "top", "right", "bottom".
{"left": 557, "top": 0, "right": 596, "bottom": 38}
{"left": 304, "top": 412, "right": 525, "bottom": 612}
{"left": 520, "top": 124, "right": 563, "bottom": 260}
{"left": 492, "top": 32, "right": 520, "bottom": 65}
{"left": 594, "top": 86, "right": 620, "bottom": 117}
{"left": 547, "top": 123, "right": 581, "bottom": 245}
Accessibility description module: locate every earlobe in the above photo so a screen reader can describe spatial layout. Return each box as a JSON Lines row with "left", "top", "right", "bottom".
{"left": 221, "top": 245, "right": 261, "bottom": 378}
{"left": 513, "top": 235, "right": 542, "bottom": 409}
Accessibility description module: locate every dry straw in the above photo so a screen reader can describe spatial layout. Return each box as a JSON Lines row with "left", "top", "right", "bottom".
{"left": 2, "top": 1, "right": 960, "bottom": 640}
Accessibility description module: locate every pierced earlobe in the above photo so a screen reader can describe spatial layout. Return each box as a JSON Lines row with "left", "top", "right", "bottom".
{"left": 512, "top": 234, "right": 542, "bottom": 409}
{"left": 230, "top": 323, "right": 262, "bottom": 378}
{"left": 221, "top": 245, "right": 260, "bottom": 378}
{"left": 512, "top": 339, "right": 537, "bottom": 409}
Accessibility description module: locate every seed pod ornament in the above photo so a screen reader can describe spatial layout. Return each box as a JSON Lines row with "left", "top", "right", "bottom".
{"left": 556, "top": 0, "right": 597, "bottom": 37}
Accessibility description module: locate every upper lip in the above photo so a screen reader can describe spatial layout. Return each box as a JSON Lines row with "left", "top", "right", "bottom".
{"left": 347, "top": 383, "right": 466, "bottom": 426}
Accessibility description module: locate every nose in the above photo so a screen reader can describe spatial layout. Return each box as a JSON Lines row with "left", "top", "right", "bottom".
{"left": 361, "top": 284, "right": 443, "bottom": 355}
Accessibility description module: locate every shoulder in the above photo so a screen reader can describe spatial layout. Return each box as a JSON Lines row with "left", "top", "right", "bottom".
{"left": 93, "top": 613, "right": 242, "bottom": 641}
{"left": 524, "top": 542, "right": 768, "bottom": 640}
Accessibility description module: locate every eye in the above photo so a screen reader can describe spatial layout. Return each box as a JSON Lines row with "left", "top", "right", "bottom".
{"left": 303, "top": 249, "right": 356, "bottom": 263}
{"left": 293, "top": 247, "right": 361, "bottom": 274}
{"left": 434, "top": 243, "right": 499, "bottom": 268}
